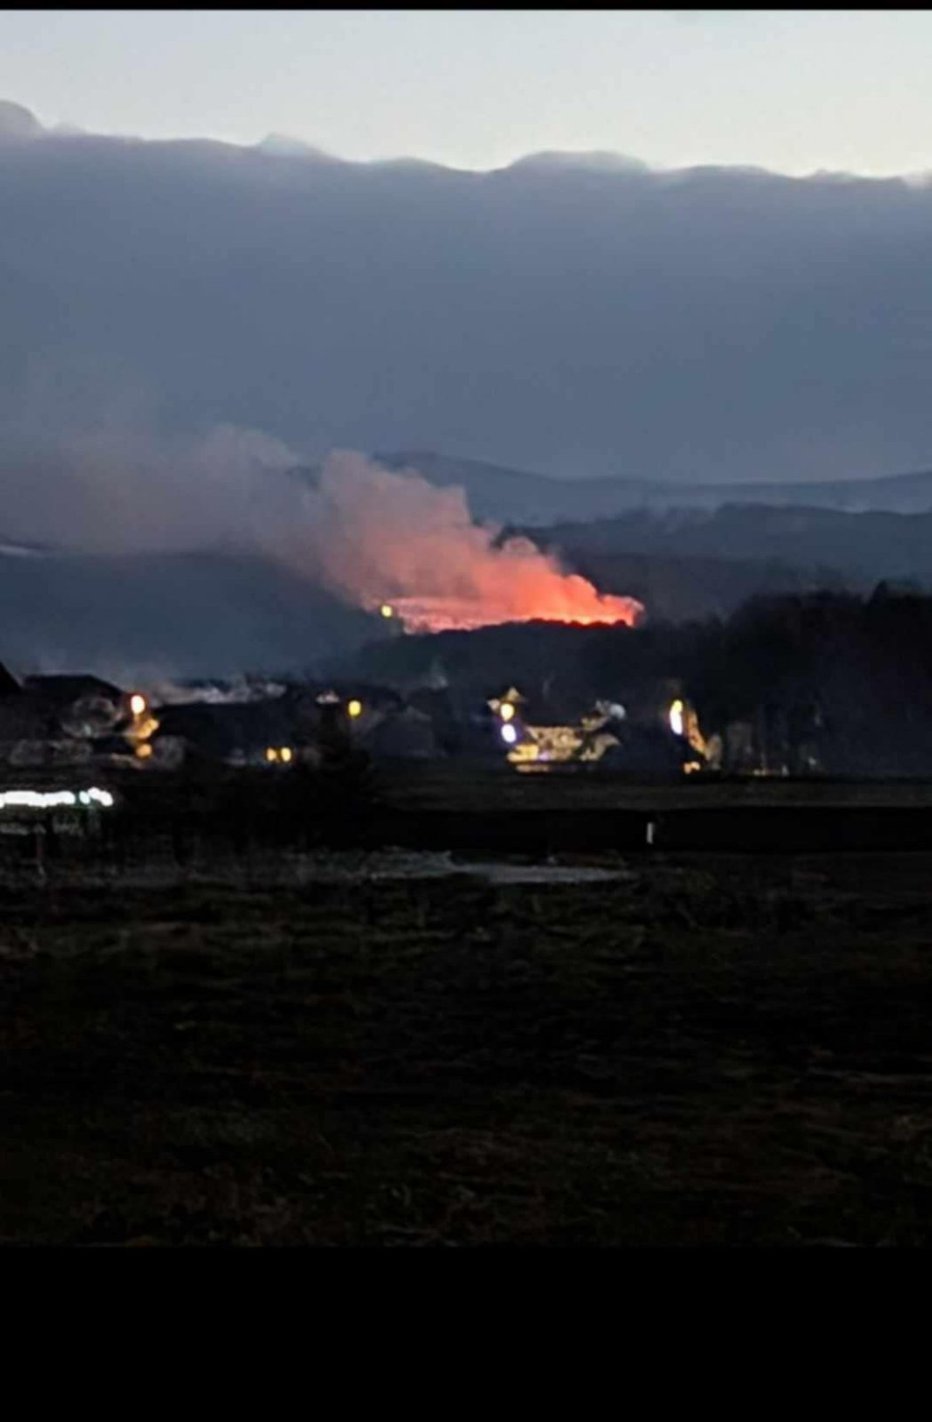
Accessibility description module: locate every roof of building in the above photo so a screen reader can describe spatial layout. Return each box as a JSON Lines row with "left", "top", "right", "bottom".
{"left": 0, "top": 661, "right": 20, "bottom": 695}
{"left": 0, "top": 693, "right": 63, "bottom": 741}
{"left": 285, "top": 682, "right": 405, "bottom": 714}
{"left": 364, "top": 706, "right": 439, "bottom": 759}
{"left": 155, "top": 701, "right": 299, "bottom": 757}
{"left": 23, "top": 674, "right": 124, "bottom": 705}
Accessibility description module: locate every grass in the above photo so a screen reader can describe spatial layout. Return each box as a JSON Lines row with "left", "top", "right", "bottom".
{"left": 3, "top": 846, "right": 932, "bottom": 1245}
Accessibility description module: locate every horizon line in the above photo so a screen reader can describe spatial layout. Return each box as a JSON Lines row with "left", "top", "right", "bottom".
{"left": 1, "top": 98, "right": 929, "bottom": 186}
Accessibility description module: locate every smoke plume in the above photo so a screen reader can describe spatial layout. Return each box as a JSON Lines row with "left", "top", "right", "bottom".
{"left": 294, "top": 451, "right": 643, "bottom": 631}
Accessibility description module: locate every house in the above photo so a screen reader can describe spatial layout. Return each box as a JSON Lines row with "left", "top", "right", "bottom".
{"left": 0, "top": 692, "right": 94, "bottom": 766}
{"left": 363, "top": 705, "right": 439, "bottom": 759}
{"left": 22, "top": 674, "right": 129, "bottom": 739}
{"left": 23, "top": 673, "right": 124, "bottom": 706}
{"left": 406, "top": 685, "right": 463, "bottom": 754}
{"left": 152, "top": 700, "right": 306, "bottom": 767}
{"left": 0, "top": 660, "right": 20, "bottom": 695}
{"left": 284, "top": 682, "right": 405, "bottom": 727}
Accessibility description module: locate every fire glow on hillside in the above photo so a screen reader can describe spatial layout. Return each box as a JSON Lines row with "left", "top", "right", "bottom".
{"left": 381, "top": 579, "right": 642, "bottom": 634}
{"left": 305, "top": 453, "right": 644, "bottom": 635}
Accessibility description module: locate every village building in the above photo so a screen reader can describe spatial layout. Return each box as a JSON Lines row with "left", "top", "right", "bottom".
{"left": 152, "top": 700, "right": 307, "bottom": 768}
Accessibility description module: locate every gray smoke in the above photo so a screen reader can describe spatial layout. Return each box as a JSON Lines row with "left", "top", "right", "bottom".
{"left": 0, "top": 383, "right": 302, "bottom": 555}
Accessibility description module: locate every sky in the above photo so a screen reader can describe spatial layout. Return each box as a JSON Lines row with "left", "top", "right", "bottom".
{"left": 1, "top": 9, "right": 932, "bottom": 176}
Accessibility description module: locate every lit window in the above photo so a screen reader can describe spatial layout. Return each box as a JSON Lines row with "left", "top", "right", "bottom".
{"left": 280, "top": 747, "right": 293, "bottom": 763}
{"left": 501, "top": 723, "right": 518, "bottom": 745}
{"left": 669, "top": 699, "right": 685, "bottom": 737}
{"left": 266, "top": 747, "right": 279, "bottom": 763}
{"left": 129, "top": 693, "right": 147, "bottom": 717}
{"left": 347, "top": 699, "right": 363, "bottom": 718}
{"left": 499, "top": 702, "right": 515, "bottom": 722}
{"left": 380, "top": 604, "right": 394, "bottom": 619}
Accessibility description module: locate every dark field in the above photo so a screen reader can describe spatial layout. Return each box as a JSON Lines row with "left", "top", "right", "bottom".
{"left": 4, "top": 840, "right": 932, "bottom": 1246}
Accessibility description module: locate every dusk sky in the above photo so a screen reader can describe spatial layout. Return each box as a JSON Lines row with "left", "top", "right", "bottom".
{"left": 2, "top": 9, "right": 932, "bottom": 176}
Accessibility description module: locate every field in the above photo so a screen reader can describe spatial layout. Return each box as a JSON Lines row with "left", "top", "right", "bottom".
{"left": 4, "top": 827, "right": 932, "bottom": 1246}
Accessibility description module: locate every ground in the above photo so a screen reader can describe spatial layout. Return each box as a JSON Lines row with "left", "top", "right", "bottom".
{"left": 4, "top": 840, "right": 932, "bottom": 1246}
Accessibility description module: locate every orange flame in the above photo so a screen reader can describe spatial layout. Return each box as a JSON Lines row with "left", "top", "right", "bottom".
{"left": 383, "top": 580, "right": 641, "bottom": 634}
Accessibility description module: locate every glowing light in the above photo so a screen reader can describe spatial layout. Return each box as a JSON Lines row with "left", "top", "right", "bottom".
{"left": 133, "top": 713, "right": 160, "bottom": 742}
{"left": 499, "top": 702, "right": 515, "bottom": 722}
{"left": 380, "top": 603, "right": 394, "bottom": 619}
{"left": 266, "top": 747, "right": 279, "bottom": 763}
{"left": 129, "top": 693, "right": 147, "bottom": 717}
{"left": 684, "top": 761, "right": 703, "bottom": 775}
{"left": 280, "top": 747, "right": 293, "bottom": 763}
{"left": 500, "top": 723, "right": 518, "bottom": 745}
{"left": 669, "top": 699, "right": 685, "bottom": 737}
{"left": 136, "top": 743, "right": 153, "bottom": 760}
{"left": 508, "top": 740, "right": 539, "bottom": 764}
{"left": 0, "top": 787, "right": 113, "bottom": 811}
{"left": 347, "top": 699, "right": 363, "bottom": 718}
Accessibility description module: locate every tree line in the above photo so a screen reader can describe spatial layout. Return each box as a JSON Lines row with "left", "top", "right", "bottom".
{"left": 352, "top": 584, "right": 932, "bottom": 776}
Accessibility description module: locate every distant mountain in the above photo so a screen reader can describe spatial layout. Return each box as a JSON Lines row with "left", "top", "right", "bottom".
{"left": 380, "top": 451, "right": 932, "bottom": 526}
{"left": 645, "top": 469, "right": 932, "bottom": 516}
{"left": 536, "top": 503, "right": 932, "bottom": 581}
{"left": 255, "top": 133, "right": 338, "bottom": 161}
{"left": 504, "top": 150, "right": 651, "bottom": 175}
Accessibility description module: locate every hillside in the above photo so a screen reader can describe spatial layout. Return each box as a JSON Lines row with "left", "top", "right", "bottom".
{"left": 0, "top": 547, "right": 378, "bottom": 681}
{"left": 510, "top": 503, "right": 932, "bottom": 620}
{"left": 8, "top": 497, "right": 932, "bottom": 678}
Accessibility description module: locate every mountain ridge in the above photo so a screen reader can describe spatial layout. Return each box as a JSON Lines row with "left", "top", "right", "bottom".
{"left": 380, "top": 451, "right": 932, "bottom": 525}
{"left": 3, "top": 98, "right": 930, "bottom": 184}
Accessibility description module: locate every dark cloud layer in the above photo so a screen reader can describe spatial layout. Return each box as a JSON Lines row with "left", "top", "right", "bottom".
{"left": 2, "top": 107, "right": 931, "bottom": 494}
